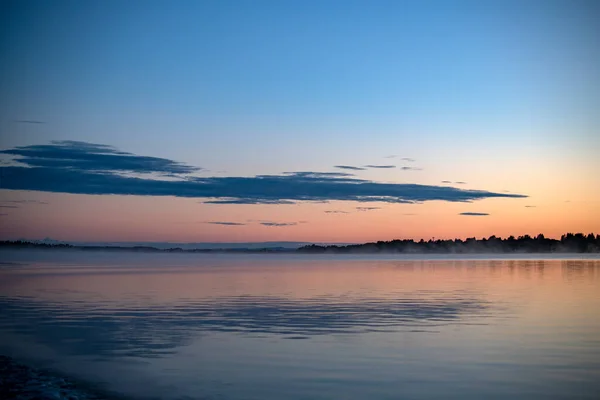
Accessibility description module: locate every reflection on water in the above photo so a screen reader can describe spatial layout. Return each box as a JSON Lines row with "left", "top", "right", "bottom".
{"left": 0, "top": 252, "right": 599, "bottom": 400}
{"left": 0, "top": 292, "right": 495, "bottom": 358}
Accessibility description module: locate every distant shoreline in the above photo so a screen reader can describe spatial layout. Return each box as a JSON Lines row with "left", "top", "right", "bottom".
{"left": 1, "top": 233, "right": 599, "bottom": 254}
{"left": 0, "top": 241, "right": 295, "bottom": 254}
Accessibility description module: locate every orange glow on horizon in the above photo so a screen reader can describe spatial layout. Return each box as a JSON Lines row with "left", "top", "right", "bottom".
{"left": 0, "top": 189, "right": 598, "bottom": 243}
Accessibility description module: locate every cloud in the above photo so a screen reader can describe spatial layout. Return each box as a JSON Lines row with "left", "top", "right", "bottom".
{"left": 364, "top": 165, "right": 396, "bottom": 169}
{"left": 260, "top": 222, "right": 298, "bottom": 227}
{"left": 455, "top": 181, "right": 467, "bottom": 185}
{"left": 384, "top": 155, "right": 397, "bottom": 159}
{"left": 0, "top": 205, "right": 19, "bottom": 208}
{"left": 14, "top": 120, "right": 45, "bottom": 124}
{"left": 459, "top": 212, "right": 489, "bottom": 216}
{"left": 325, "top": 210, "right": 349, "bottom": 214}
{"left": 400, "top": 166, "right": 422, "bottom": 171}
{"left": 0, "top": 141, "right": 528, "bottom": 205}
{"left": 334, "top": 165, "right": 366, "bottom": 171}
{"left": 0, "top": 140, "right": 200, "bottom": 175}
{"left": 1, "top": 200, "right": 48, "bottom": 205}
{"left": 204, "top": 199, "right": 295, "bottom": 205}
{"left": 0, "top": 213, "right": 7, "bottom": 216}
{"left": 205, "top": 221, "right": 246, "bottom": 226}
{"left": 441, "top": 180, "right": 452, "bottom": 184}
{"left": 356, "top": 207, "right": 380, "bottom": 211}
{"left": 401, "top": 158, "right": 416, "bottom": 162}
{"left": 524, "top": 205, "right": 536, "bottom": 208}
{"left": 283, "top": 171, "right": 354, "bottom": 178}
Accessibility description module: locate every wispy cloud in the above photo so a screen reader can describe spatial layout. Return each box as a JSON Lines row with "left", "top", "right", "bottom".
{"left": 205, "top": 221, "right": 246, "bottom": 226}
{"left": 356, "top": 207, "right": 381, "bottom": 211}
{"left": 0, "top": 141, "right": 527, "bottom": 205}
{"left": 441, "top": 180, "right": 452, "bottom": 184}
{"left": 384, "top": 156, "right": 416, "bottom": 162}
{"left": 325, "top": 210, "right": 349, "bottom": 214}
{"left": 400, "top": 166, "right": 422, "bottom": 171}
{"left": 455, "top": 181, "right": 467, "bottom": 185}
{"left": 0, "top": 205, "right": 19, "bottom": 208}
{"left": 260, "top": 222, "right": 298, "bottom": 227}
{"left": 14, "top": 120, "right": 45, "bottom": 124}
{"left": 364, "top": 165, "right": 396, "bottom": 169}
{"left": 204, "top": 199, "right": 296, "bottom": 205}
{"left": 1, "top": 200, "right": 48, "bottom": 205}
{"left": 459, "top": 212, "right": 489, "bottom": 216}
{"left": 525, "top": 205, "right": 536, "bottom": 208}
{"left": 334, "top": 165, "right": 366, "bottom": 171}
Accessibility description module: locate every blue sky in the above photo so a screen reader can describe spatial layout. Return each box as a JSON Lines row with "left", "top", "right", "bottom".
{"left": 0, "top": 0, "right": 598, "bottom": 242}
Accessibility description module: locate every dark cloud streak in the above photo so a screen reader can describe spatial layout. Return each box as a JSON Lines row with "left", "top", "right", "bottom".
{"left": 334, "top": 165, "right": 366, "bottom": 171}
{"left": 364, "top": 165, "right": 396, "bottom": 169}
{"left": 14, "top": 120, "right": 45, "bottom": 124}
{"left": 1, "top": 141, "right": 199, "bottom": 175}
{"left": 205, "top": 221, "right": 246, "bottom": 226}
{"left": 400, "top": 166, "right": 422, "bottom": 171}
{"left": 204, "top": 199, "right": 295, "bottom": 205}
{"left": 1, "top": 200, "right": 48, "bottom": 205}
{"left": 260, "top": 222, "right": 297, "bottom": 227}
{"left": 0, "top": 141, "right": 528, "bottom": 205}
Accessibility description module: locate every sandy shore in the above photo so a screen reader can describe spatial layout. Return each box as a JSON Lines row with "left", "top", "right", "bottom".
{"left": 0, "top": 355, "right": 126, "bottom": 400}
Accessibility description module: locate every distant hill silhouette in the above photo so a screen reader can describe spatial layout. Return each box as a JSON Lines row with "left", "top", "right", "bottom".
{"left": 1, "top": 233, "right": 599, "bottom": 254}
{"left": 298, "top": 233, "right": 600, "bottom": 254}
{"left": 0, "top": 241, "right": 290, "bottom": 253}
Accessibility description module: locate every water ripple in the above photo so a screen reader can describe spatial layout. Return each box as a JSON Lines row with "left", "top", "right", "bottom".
{"left": 0, "top": 291, "right": 501, "bottom": 359}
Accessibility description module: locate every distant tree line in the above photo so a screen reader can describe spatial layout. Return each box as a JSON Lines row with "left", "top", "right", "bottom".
{"left": 2, "top": 233, "right": 599, "bottom": 254}
{"left": 0, "top": 241, "right": 76, "bottom": 250}
{"left": 298, "top": 233, "right": 600, "bottom": 254}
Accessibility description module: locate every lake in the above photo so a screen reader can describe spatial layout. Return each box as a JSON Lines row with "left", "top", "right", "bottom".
{"left": 1, "top": 251, "right": 599, "bottom": 400}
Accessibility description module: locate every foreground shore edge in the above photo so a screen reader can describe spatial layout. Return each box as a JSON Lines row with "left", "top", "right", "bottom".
{"left": 0, "top": 355, "right": 129, "bottom": 400}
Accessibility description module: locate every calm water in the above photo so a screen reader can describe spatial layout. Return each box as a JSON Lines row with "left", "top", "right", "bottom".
{"left": 1, "top": 251, "right": 599, "bottom": 400}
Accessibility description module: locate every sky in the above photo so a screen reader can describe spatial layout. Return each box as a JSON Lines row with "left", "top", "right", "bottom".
{"left": 0, "top": 0, "right": 598, "bottom": 243}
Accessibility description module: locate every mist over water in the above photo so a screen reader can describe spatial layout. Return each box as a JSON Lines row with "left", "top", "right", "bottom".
{"left": 1, "top": 252, "right": 599, "bottom": 400}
